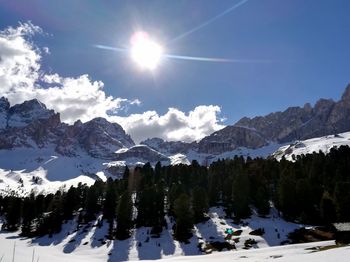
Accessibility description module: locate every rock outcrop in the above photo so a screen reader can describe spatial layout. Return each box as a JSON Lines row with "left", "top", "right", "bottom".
{"left": 1, "top": 84, "right": 350, "bottom": 162}
{"left": 0, "top": 98, "right": 135, "bottom": 159}
{"left": 197, "top": 84, "right": 350, "bottom": 154}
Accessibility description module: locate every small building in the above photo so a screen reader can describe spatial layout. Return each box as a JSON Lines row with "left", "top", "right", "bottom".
{"left": 332, "top": 223, "right": 350, "bottom": 244}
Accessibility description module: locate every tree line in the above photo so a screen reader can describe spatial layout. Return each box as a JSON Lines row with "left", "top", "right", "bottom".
{"left": 0, "top": 146, "right": 350, "bottom": 241}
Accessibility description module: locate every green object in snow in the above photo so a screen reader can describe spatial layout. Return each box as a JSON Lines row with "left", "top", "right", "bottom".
{"left": 225, "top": 228, "right": 234, "bottom": 234}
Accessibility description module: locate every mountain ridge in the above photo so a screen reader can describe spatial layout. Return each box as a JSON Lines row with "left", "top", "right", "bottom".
{"left": 0, "top": 84, "right": 350, "bottom": 170}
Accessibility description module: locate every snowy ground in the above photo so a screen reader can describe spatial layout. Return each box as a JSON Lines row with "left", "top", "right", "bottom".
{"left": 185, "top": 143, "right": 284, "bottom": 166}
{"left": 0, "top": 147, "right": 109, "bottom": 195}
{"left": 274, "top": 131, "right": 350, "bottom": 161}
{"left": 0, "top": 207, "right": 308, "bottom": 262}
{"left": 0, "top": 142, "right": 284, "bottom": 196}
{"left": 0, "top": 228, "right": 348, "bottom": 262}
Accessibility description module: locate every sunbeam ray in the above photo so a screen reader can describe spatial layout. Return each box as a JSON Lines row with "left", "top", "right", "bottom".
{"left": 93, "top": 44, "right": 271, "bottom": 64}
{"left": 93, "top": 44, "right": 127, "bottom": 52}
{"left": 170, "top": 0, "right": 249, "bottom": 43}
{"left": 164, "top": 54, "right": 271, "bottom": 63}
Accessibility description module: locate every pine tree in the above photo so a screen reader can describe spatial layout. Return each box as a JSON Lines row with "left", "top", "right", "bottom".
{"left": 334, "top": 182, "right": 350, "bottom": 221}
{"left": 277, "top": 170, "right": 297, "bottom": 220}
{"left": 320, "top": 191, "right": 336, "bottom": 224}
{"left": 136, "top": 183, "right": 165, "bottom": 229}
{"left": 85, "top": 186, "right": 99, "bottom": 221}
{"left": 192, "top": 186, "right": 209, "bottom": 223}
{"left": 115, "top": 192, "right": 133, "bottom": 240}
{"left": 232, "top": 172, "right": 251, "bottom": 219}
{"left": 168, "top": 183, "right": 184, "bottom": 215}
{"left": 21, "top": 193, "right": 36, "bottom": 236}
{"left": 254, "top": 184, "right": 270, "bottom": 216}
{"left": 85, "top": 181, "right": 104, "bottom": 221}
{"left": 295, "top": 178, "right": 316, "bottom": 223}
{"left": 48, "top": 191, "right": 64, "bottom": 236}
{"left": 103, "top": 177, "right": 118, "bottom": 222}
{"left": 63, "top": 186, "right": 78, "bottom": 220}
{"left": 173, "top": 193, "right": 193, "bottom": 241}
{"left": 4, "top": 197, "right": 22, "bottom": 231}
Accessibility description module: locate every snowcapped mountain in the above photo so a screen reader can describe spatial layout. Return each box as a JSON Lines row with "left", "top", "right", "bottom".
{"left": 0, "top": 98, "right": 137, "bottom": 194}
{"left": 273, "top": 131, "right": 350, "bottom": 161}
{"left": 7, "top": 99, "right": 55, "bottom": 127}
{"left": 139, "top": 84, "right": 350, "bottom": 158}
{"left": 141, "top": 137, "right": 194, "bottom": 155}
{"left": 2, "top": 84, "right": 350, "bottom": 191}
{"left": 200, "top": 84, "right": 350, "bottom": 154}
{"left": 0, "top": 97, "right": 134, "bottom": 158}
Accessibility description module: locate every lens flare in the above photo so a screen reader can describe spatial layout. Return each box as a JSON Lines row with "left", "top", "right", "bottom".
{"left": 130, "top": 31, "right": 163, "bottom": 70}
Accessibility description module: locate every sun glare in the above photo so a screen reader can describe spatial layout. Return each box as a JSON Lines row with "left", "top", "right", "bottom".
{"left": 130, "top": 31, "right": 163, "bottom": 70}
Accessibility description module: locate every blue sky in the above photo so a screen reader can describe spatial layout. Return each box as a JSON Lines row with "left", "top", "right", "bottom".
{"left": 0, "top": 0, "right": 349, "bottom": 142}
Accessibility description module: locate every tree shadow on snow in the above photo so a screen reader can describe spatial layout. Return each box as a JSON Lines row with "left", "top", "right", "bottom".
{"left": 196, "top": 218, "right": 226, "bottom": 243}
{"left": 63, "top": 222, "right": 92, "bottom": 253}
{"left": 160, "top": 216, "right": 176, "bottom": 256}
{"left": 135, "top": 227, "right": 162, "bottom": 260}
{"left": 90, "top": 220, "right": 109, "bottom": 248}
{"left": 107, "top": 237, "right": 133, "bottom": 262}
{"left": 224, "top": 208, "right": 302, "bottom": 247}
{"left": 32, "top": 220, "right": 77, "bottom": 247}
{"left": 179, "top": 233, "right": 201, "bottom": 256}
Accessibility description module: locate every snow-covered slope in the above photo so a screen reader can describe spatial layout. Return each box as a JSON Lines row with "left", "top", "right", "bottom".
{"left": 3, "top": 96, "right": 350, "bottom": 193}
{"left": 273, "top": 131, "right": 350, "bottom": 161}
{"left": 0, "top": 210, "right": 348, "bottom": 262}
{"left": 7, "top": 99, "right": 55, "bottom": 127}
{"left": 0, "top": 207, "right": 324, "bottom": 262}
{"left": 0, "top": 147, "right": 113, "bottom": 196}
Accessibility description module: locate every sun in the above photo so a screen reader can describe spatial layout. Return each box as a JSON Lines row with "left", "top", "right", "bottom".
{"left": 130, "top": 31, "right": 163, "bottom": 70}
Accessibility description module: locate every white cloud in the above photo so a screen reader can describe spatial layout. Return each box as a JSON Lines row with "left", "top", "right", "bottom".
{"left": 0, "top": 22, "right": 41, "bottom": 94}
{"left": 0, "top": 22, "right": 225, "bottom": 143}
{"left": 111, "top": 105, "right": 225, "bottom": 143}
{"left": 0, "top": 22, "right": 136, "bottom": 124}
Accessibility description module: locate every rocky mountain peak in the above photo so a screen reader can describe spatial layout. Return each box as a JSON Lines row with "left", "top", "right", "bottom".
{"left": 0, "top": 97, "right": 9, "bottom": 129}
{"left": 141, "top": 137, "right": 165, "bottom": 147}
{"left": 198, "top": 85, "right": 350, "bottom": 152}
{"left": 0, "top": 99, "right": 137, "bottom": 159}
{"left": 86, "top": 117, "right": 110, "bottom": 126}
{"left": 10, "top": 98, "right": 47, "bottom": 112}
{"left": 141, "top": 137, "right": 193, "bottom": 154}
{"left": 8, "top": 99, "right": 55, "bottom": 127}
{"left": 303, "top": 103, "right": 312, "bottom": 112}
{"left": 74, "top": 117, "right": 135, "bottom": 159}
{"left": 341, "top": 84, "right": 350, "bottom": 101}
{"left": 73, "top": 119, "right": 83, "bottom": 127}
{"left": 82, "top": 117, "right": 134, "bottom": 144}
{"left": 0, "top": 97, "right": 10, "bottom": 111}
{"left": 314, "top": 98, "right": 335, "bottom": 112}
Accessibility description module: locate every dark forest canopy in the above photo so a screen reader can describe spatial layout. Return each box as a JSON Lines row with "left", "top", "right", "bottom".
{"left": 1, "top": 146, "right": 350, "bottom": 241}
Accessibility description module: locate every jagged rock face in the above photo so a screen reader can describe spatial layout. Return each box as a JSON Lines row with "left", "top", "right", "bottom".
{"left": 0, "top": 98, "right": 136, "bottom": 159}
{"left": 141, "top": 137, "right": 194, "bottom": 154}
{"left": 0, "top": 113, "right": 62, "bottom": 149}
{"left": 8, "top": 99, "right": 55, "bottom": 127}
{"left": 2, "top": 84, "right": 350, "bottom": 162}
{"left": 235, "top": 106, "right": 314, "bottom": 143}
{"left": 214, "top": 84, "right": 350, "bottom": 147}
{"left": 115, "top": 145, "right": 169, "bottom": 163}
{"left": 0, "top": 97, "right": 10, "bottom": 129}
{"left": 327, "top": 86, "right": 350, "bottom": 132}
{"left": 0, "top": 99, "right": 61, "bottom": 149}
{"left": 76, "top": 117, "right": 135, "bottom": 159}
{"left": 198, "top": 126, "right": 267, "bottom": 154}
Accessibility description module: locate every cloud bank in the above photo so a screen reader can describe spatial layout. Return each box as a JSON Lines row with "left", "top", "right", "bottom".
{"left": 0, "top": 22, "right": 225, "bottom": 143}
{"left": 111, "top": 105, "right": 224, "bottom": 143}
